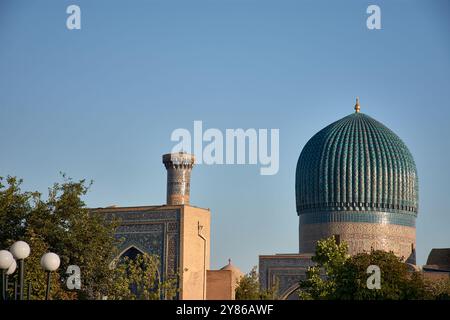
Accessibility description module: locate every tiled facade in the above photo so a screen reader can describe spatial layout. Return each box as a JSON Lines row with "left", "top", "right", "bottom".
{"left": 299, "top": 211, "right": 416, "bottom": 227}
{"left": 96, "top": 206, "right": 181, "bottom": 284}
{"left": 259, "top": 107, "right": 421, "bottom": 299}
{"left": 259, "top": 254, "right": 315, "bottom": 300}
{"left": 94, "top": 204, "right": 211, "bottom": 300}
{"left": 295, "top": 113, "right": 418, "bottom": 217}
{"left": 299, "top": 221, "right": 416, "bottom": 261}
{"left": 91, "top": 152, "right": 212, "bottom": 300}
{"left": 295, "top": 110, "right": 419, "bottom": 264}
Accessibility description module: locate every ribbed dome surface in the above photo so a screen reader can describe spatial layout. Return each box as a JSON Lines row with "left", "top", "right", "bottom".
{"left": 295, "top": 112, "right": 418, "bottom": 217}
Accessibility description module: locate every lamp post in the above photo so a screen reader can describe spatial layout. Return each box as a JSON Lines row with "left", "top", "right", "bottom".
{"left": 5, "top": 259, "right": 17, "bottom": 300}
{"left": 0, "top": 250, "right": 14, "bottom": 300}
{"left": 40, "top": 252, "right": 60, "bottom": 300}
{"left": 10, "top": 241, "right": 30, "bottom": 300}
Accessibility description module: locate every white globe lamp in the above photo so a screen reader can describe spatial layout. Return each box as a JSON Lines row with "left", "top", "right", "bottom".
{"left": 10, "top": 240, "right": 30, "bottom": 300}
{"left": 10, "top": 241, "right": 30, "bottom": 260}
{"left": 6, "top": 259, "right": 17, "bottom": 275}
{"left": 0, "top": 250, "right": 15, "bottom": 300}
{"left": 41, "top": 252, "right": 60, "bottom": 300}
{"left": 0, "top": 250, "right": 14, "bottom": 270}
{"left": 40, "top": 253, "right": 61, "bottom": 272}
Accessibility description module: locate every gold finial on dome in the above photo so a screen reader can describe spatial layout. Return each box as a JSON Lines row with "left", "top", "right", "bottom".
{"left": 354, "top": 97, "right": 360, "bottom": 113}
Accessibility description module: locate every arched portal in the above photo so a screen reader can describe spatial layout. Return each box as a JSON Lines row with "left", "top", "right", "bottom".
{"left": 279, "top": 284, "right": 300, "bottom": 300}
{"left": 110, "top": 245, "right": 146, "bottom": 268}
{"left": 119, "top": 246, "right": 145, "bottom": 262}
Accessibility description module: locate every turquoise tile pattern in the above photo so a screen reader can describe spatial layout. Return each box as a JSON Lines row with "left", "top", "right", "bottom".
{"left": 296, "top": 112, "right": 419, "bottom": 225}
{"left": 300, "top": 211, "right": 416, "bottom": 227}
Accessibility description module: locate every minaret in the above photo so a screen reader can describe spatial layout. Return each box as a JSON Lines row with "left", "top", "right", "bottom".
{"left": 162, "top": 152, "right": 195, "bottom": 205}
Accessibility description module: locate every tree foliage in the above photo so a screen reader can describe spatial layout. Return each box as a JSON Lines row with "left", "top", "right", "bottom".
{"left": 0, "top": 175, "right": 180, "bottom": 300}
{"left": 0, "top": 175, "right": 119, "bottom": 299}
{"left": 299, "top": 236, "right": 449, "bottom": 300}
{"left": 298, "top": 236, "right": 348, "bottom": 300}
{"left": 423, "top": 278, "right": 450, "bottom": 300}
{"left": 333, "top": 250, "right": 426, "bottom": 299}
{"left": 108, "top": 253, "right": 178, "bottom": 300}
{"left": 235, "top": 266, "right": 278, "bottom": 300}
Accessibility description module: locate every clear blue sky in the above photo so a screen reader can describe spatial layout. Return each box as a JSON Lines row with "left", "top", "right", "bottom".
{"left": 1, "top": 0, "right": 449, "bottom": 273}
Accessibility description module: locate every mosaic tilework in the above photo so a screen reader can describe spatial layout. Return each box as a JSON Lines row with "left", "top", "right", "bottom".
{"left": 103, "top": 207, "right": 181, "bottom": 282}
{"left": 295, "top": 112, "right": 419, "bottom": 264}
{"left": 163, "top": 153, "right": 195, "bottom": 205}
{"left": 299, "top": 222, "right": 416, "bottom": 263}
{"left": 300, "top": 211, "right": 416, "bottom": 227}
{"left": 259, "top": 255, "right": 315, "bottom": 300}
{"left": 295, "top": 113, "right": 419, "bottom": 217}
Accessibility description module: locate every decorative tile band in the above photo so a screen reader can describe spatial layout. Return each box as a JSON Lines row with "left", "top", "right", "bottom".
{"left": 297, "top": 202, "right": 417, "bottom": 216}
{"left": 299, "top": 211, "right": 416, "bottom": 227}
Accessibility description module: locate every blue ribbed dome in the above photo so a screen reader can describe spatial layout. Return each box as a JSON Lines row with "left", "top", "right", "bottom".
{"left": 295, "top": 112, "right": 418, "bottom": 218}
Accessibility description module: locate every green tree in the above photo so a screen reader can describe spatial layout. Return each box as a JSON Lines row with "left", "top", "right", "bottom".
{"left": 0, "top": 177, "right": 31, "bottom": 244}
{"left": 0, "top": 175, "right": 119, "bottom": 299}
{"left": 108, "top": 253, "right": 178, "bottom": 300}
{"left": 299, "top": 236, "right": 432, "bottom": 300}
{"left": 235, "top": 266, "right": 278, "bottom": 300}
{"left": 299, "top": 236, "right": 348, "bottom": 300}
{"left": 423, "top": 277, "right": 450, "bottom": 300}
{"left": 334, "top": 250, "right": 426, "bottom": 300}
